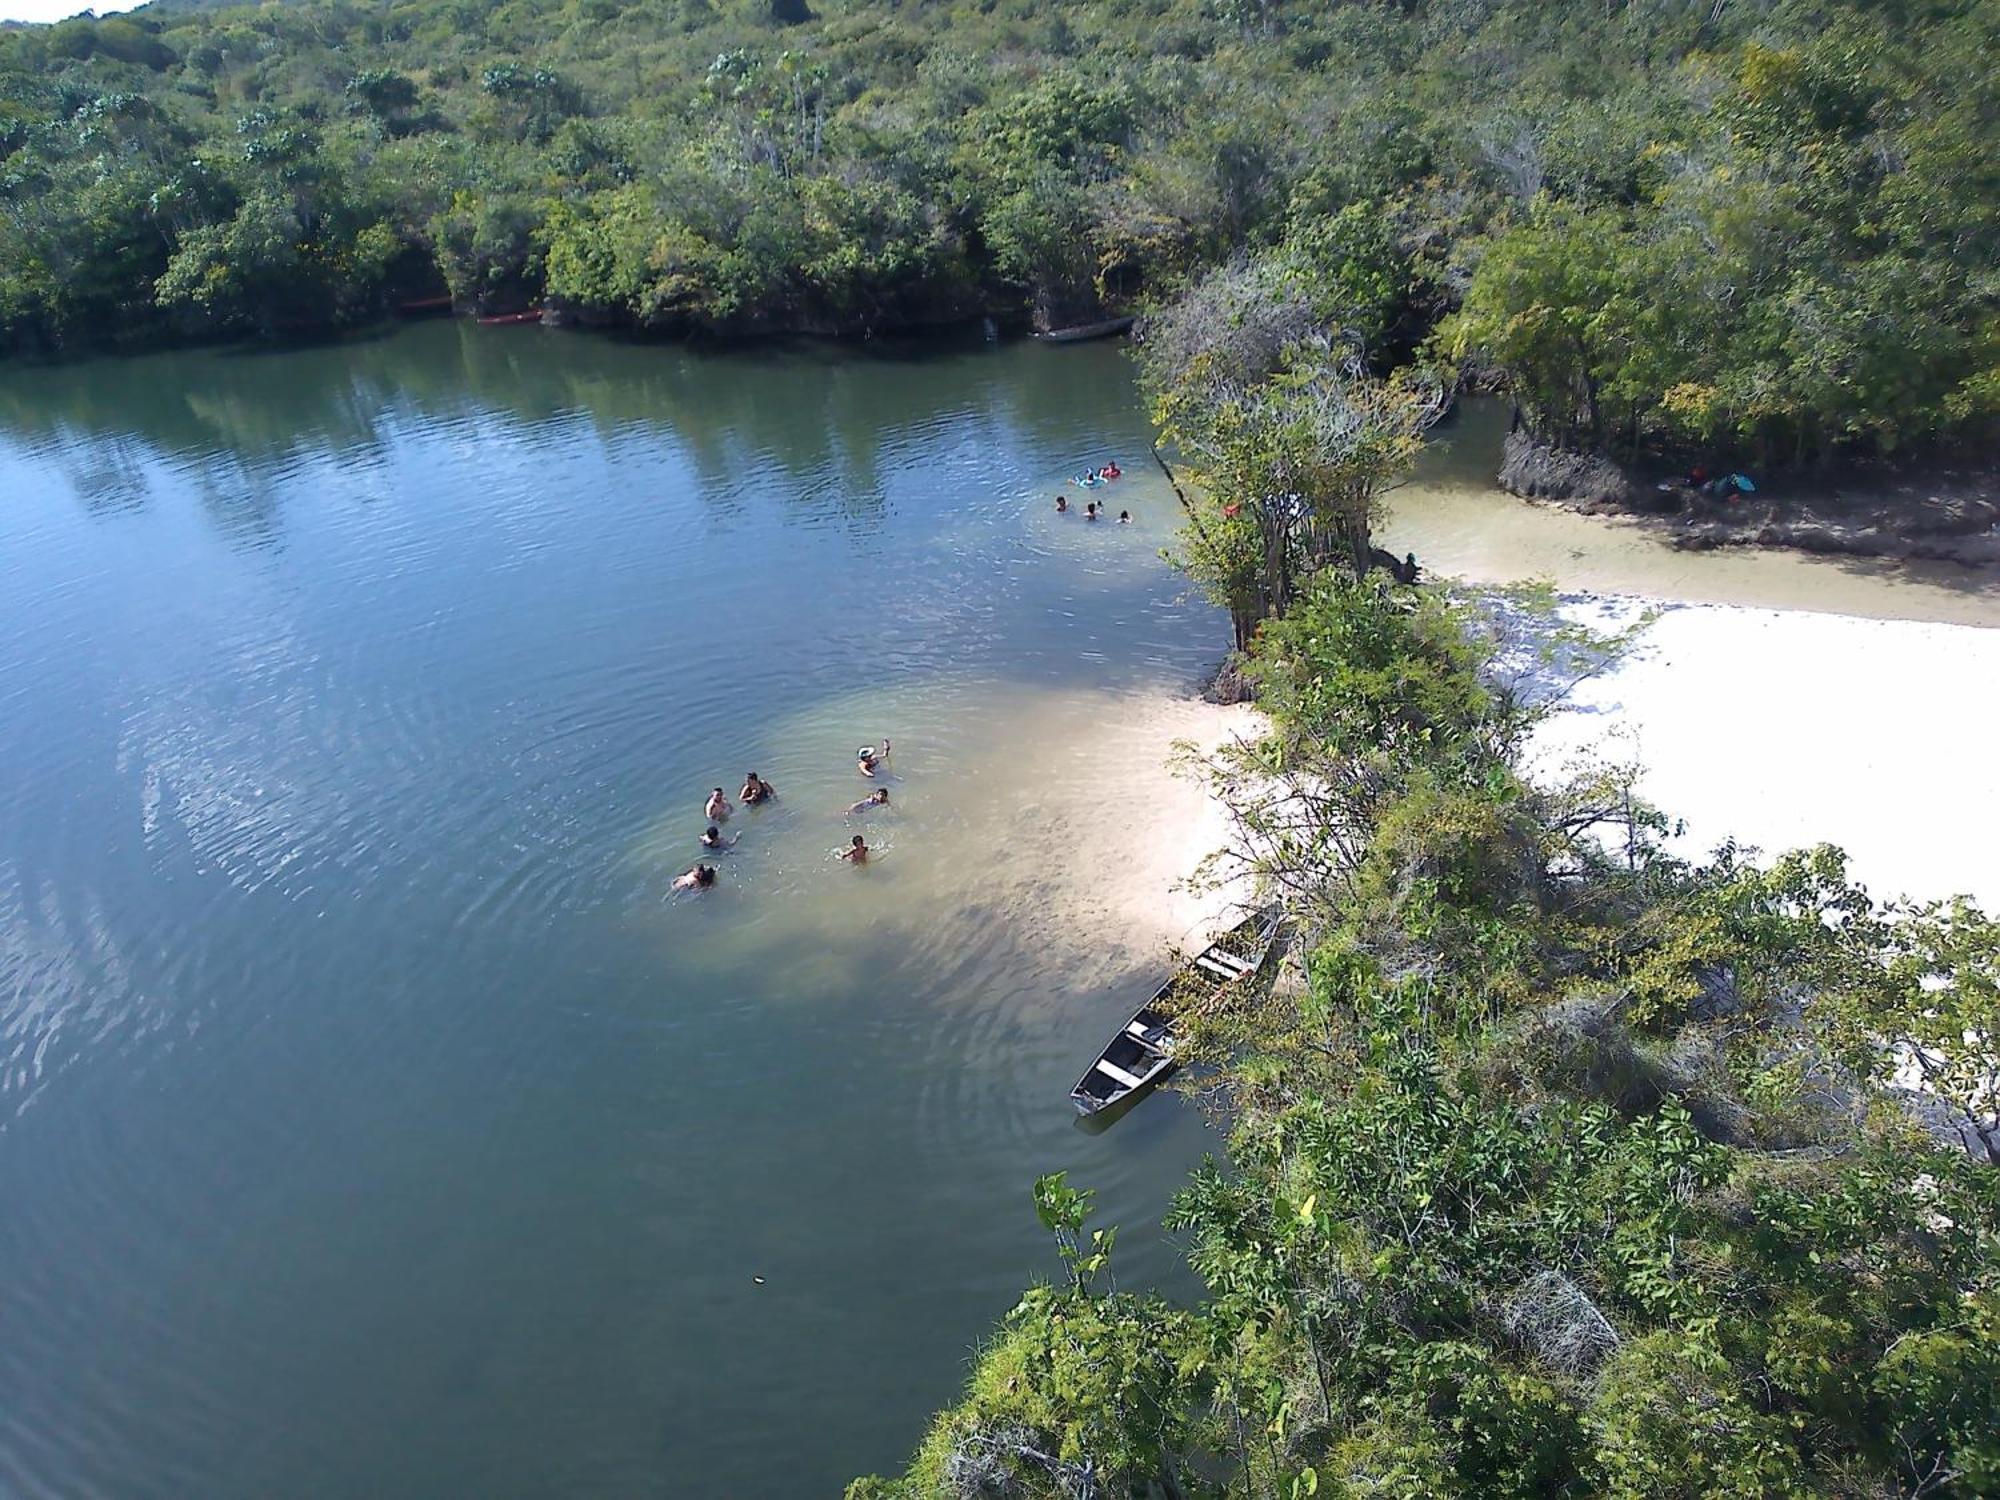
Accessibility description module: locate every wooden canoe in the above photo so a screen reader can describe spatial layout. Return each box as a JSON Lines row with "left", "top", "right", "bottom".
{"left": 1036, "top": 315, "right": 1135, "bottom": 344}
{"left": 1069, "top": 908, "right": 1281, "bottom": 1116}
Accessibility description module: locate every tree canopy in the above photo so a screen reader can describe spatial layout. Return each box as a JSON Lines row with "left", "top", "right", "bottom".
{"left": 851, "top": 577, "right": 2000, "bottom": 1500}
{"left": 0, "top": 0, "right": 1994, "bottom": 462}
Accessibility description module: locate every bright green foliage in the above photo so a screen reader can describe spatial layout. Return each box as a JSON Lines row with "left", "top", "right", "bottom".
{"left": 1447, "top": 11, "right": 2000, "bottom": 461}
{"left": 1251, "top": 578, "right": 1492, "bottom": 767}
{"left": 1872, "top": 1290, "right": 2000, "bottom": 1496}
{"left": 0, "top": 0, "right": 1992, "bottom": 473}
{"left": 1139, "top": 258, "right": 1446, "bottom": 646}
{"left": 154, "top": 190, "right": 300, "bottom": 329}
{"left": 861, "top": 1285, "right": 1205, "bottom": 1500}
{"left": 859, "top": 578, "right": 2000, "bottom": 1498}
{"left": 1590, "top": 1334, "right": 1806, "bottom": 1499}
{"left": 852, "top": 1176, "right": 1205, "bottom": 1500}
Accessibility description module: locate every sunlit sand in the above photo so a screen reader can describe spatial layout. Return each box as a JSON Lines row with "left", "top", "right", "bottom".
{"left": 1534, "top": 601, "right": 2000, "bottom": 909}
{"left": 633, "top": 679, "right": 1257, "bottom": 1001}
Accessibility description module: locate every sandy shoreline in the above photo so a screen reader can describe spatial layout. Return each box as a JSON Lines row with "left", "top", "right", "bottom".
{"left": 1138, "top": 593, "right": 2000, "bottom": 938}
{"left": 1532, "top": 598, "right": 2000, "bottom": 910}
{"left": 988, "top": 585, "right": 2000, "bottom": 996}
{"left": 942, "top": 688, "right": 1261, "bottom": 970}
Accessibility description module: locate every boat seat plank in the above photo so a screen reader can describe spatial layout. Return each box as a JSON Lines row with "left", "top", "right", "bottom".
{"left": 1093, "top": 1058, "right": 1147, "bottom": 1090}
{"left": 1070, "top": 909, "right": 1280, "bottom": 1117}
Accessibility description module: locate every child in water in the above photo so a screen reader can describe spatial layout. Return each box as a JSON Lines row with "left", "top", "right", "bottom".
{"left": 858, "top": 739, "right": 891, "bottom": 777}
{"left": 848, "top": 788, "right": 891, "bottom": 814}
{"left": 700, "top": 825, "right": 733, "bottom": 851}
{"left": 673, "top": 864, "right": 717, "bottom": 891}
{"left": 1085, "top": 501, "right": 1099, "bottom": 520}
{"left": 838, "top": 834, "right": 870, "bottom": 864}
{"left": 1118, "top": 510, "right": 1131, "bottom": 523}
{"left": 1054, "top": 494, "right": 1069, "bottom": 513}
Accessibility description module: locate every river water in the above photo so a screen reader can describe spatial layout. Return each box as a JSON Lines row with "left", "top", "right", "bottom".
{"left": 0, "top": 323, "right": 1993, "bottom": 1500}
{"left": 0, "top": 323, "right": 1241, "bottom": 1499}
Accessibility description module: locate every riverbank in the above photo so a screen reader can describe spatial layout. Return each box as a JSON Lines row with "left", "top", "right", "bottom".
{"left": 1175, "top": 590, "right": 2000, "bottom": 925}
{"left": 1498, "top": 430, "right": 2000, "bottom": 570}
{"left": 977, "top": 687, "right": 1258, "bottom": 963}
{"left": 1532, "top": 598, "right": 2000, "bottom": 909}
{"left": 1382, "top": 400, "right": 2000, "bottom": 631}
{"left": 694, "top": 682, "right": 1260, "bottom": 988}
{"left": 861, "top": 568, "right": 2000, "bottom": 1500}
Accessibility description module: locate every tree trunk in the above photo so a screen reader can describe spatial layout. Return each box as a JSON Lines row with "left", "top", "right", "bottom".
{"left": 1343, "top": 512, "right": 1372, "bottom": 580}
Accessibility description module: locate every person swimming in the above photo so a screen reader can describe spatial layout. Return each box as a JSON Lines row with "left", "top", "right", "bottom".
{"left": 741, "top": 771, "right": 773, "bottom": 804}
{"left": 838, "top": 834, "right": 869, "bottom": 864}
{"left": 705, "top": 787, "right": 732, "bottom": 820}
{"left": 858, "top": 738, "right": 891, "bottom": 777}
{"left": 1085, "top": 501, "right": 1099, "bottom": 520}
{"left": 1118, "top": 509, "right": 1131, "bottom": 523}
{"left": 1102, "top": 460, "right": 1121, "bottom": 478}
{"left": 700, "top": 825, "right": 733, "bottom": 850}
{"left": 1055, "top": 494, "right": 1069, "bottom": 513}
{"left": 848, "top": 787, "right": 890, "bottom": 814}
{"left": 672, "top": 863, "right": 717, "bottom": 891}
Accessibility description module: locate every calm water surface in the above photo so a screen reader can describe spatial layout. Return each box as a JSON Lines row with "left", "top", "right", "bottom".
{"left": 2, "top": 323, "right": 1994, "bottom": 1500}
{"left": 0, "top": 323, "right": 1231, "bottom": 1500}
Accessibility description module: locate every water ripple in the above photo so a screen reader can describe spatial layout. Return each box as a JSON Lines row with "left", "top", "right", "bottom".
{"left": 0, "top": 326, "right": 1228, "bottom": 1500}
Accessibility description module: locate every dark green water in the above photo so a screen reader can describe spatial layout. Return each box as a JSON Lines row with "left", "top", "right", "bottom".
{"left": 0, "top": 321, "right": 1234, "bottom": 1498}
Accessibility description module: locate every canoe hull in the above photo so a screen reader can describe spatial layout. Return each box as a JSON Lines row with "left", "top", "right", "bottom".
{"left": 1036, "top": 316, "right": 1135, "bottom": 344}
{"left": 1069, "top": 909, "right": 1280, "bottom": 1116}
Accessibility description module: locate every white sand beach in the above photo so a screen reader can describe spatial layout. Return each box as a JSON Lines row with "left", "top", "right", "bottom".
{"left": 1532, "top": 601, "right": 2000, "bottom": 910}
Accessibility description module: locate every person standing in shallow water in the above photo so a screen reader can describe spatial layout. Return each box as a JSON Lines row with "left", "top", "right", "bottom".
{"left": 838, "top": 834, "right": 870, "bottom": 864}
{"left": 706, "top": 787, "right": 732, "bottom": 820}
{"left": 740, "top": 771, "right": 774, "bottom": 804}
{"left": 1054, "top": 495, "right": 1069, "bottom": 513}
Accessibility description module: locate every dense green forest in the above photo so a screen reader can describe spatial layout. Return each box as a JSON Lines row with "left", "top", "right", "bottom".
{"left": 847, "top": 255, "right": 1999, "bottom": 1494}
{"left": 1, "top": 0, "right": 1995, "bottom": 462}
{"left": 851, "top": 576, "right": 2000, "bottom": 1499}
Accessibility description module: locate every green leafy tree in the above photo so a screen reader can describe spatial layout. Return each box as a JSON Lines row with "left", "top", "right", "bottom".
{"left": 154, "top": 189, "right": 301, "bottom": 332}
{"left": 1142, "top": 253, "right": 1444, "bottom": 646}
{"left": 865, "top": 578, "right": 2000, "bottom": 1499}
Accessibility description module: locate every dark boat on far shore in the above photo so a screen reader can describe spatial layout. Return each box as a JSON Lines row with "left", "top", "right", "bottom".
{"left": 1069, "top": 908, "right": 1281, "bottom": 1117}
{"left": 1035, "top": 315, "right": 1135, "bottom": 344}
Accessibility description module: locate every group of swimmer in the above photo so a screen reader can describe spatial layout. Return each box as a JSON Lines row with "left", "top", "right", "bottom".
{"left": 672, "top": 741, "right": 892, "bottom": 892}
{"left": 1054, "top": 459, "right": 1129, "bottom": 522}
